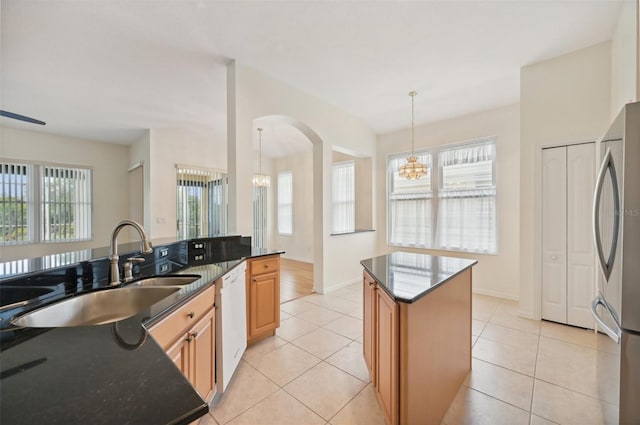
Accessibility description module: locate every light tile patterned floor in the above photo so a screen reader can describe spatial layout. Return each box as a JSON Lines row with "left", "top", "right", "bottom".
{"left": 200, "top": 287, "right": 618, "bottom": 425}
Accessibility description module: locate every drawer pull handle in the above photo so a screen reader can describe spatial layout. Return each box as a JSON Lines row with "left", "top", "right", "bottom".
{"left": 368, "top": 281, "right": 375, "bottom": 287}
{"left": 187, "top": 311, "right": 195, "bottom": 319}
{"left": 185, "top": 335, "right": 194, "bottom": 342}
{"left": 264, "top": 264, "right": 268, "bottom": 268}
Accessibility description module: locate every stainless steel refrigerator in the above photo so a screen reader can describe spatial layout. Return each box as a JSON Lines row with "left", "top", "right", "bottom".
{"left": 592, "top": 101, "right": 640, "bottom": 424}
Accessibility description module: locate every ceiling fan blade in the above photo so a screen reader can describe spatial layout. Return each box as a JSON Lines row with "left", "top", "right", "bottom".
{"left": 0, "top": 110, "right": 46, "bottom": 125}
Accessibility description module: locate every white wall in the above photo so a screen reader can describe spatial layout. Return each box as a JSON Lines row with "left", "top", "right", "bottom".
{"left": 147, "top": 128, "right": 226, "bottom": 238}
{"left": 610, "top": 0, "right": 638, "bottom": 117}
{"left": 129, "top": 130, "right": 151, "bottom": 233}
{"left": 271, "top": 150, "right": 314, "bottom": 263}
{"left": 376, "top": 104, "right": 521, "bottom": 299}
{"left": 519, "top": 42, "right": 611, "bottom": 318}
{"left": 0, "top": 127, "right": 130, "bottom": 261}
{"left": 227, "top": 61, "right": 378, "bottom": 293}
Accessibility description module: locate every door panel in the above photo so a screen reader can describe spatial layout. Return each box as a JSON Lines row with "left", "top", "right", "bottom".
{"left": 363, "top": 272, "right": 376, "bottom": 384}
{"left": 542, "top": 147, "right": 568, "bottom": 323}
{"left": 376, "top": 288, "right": 398, "bottom": 425}
{"left": 250, "top": 272, "right": 279, "bottom": 336}
{"left": 567, "top": 143, "right": 595, "bottom": 328}
{"left": 191, "top": 309, "right": 215, "bottom": 401}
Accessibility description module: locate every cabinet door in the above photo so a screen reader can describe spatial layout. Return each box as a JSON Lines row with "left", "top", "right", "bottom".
{"left": 190, "top": 308, "right": 216, "bottom": 402}
{"left": 363, "top": 271, "right": 376, "bottom": 384}
{"left": 376, "top": 287, "right": 399, "bottom": 425}
{"left": 166, "top": 335, "right": 190, "bottom": 378}
{"left": 249, "top": 271, "right": 280, "bottom": 338}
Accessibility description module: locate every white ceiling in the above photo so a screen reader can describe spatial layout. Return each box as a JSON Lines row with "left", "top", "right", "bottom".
{"left": 0, "top": 0, "right": 626, "bottom": 158}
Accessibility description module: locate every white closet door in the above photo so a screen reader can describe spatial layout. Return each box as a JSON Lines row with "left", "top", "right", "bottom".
{"left": 542, "top": 147, "right": 568, "bottom": 323}
{"left": 567, "top": 143, "right": 595, "bottom": 328}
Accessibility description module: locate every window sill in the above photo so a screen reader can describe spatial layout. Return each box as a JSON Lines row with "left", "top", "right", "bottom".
{"left": 388, "top": 243, "right": 498, "bottom": 256}
{"left": 330, "top": 229, "right": 375, "bottom": 236}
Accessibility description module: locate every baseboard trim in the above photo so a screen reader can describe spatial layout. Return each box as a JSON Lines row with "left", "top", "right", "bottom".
{"left": 472, "top": 287, "right": 519, "bottom": 302}
{"left": 317, "top": 277, "right": 360, "bottom": 294}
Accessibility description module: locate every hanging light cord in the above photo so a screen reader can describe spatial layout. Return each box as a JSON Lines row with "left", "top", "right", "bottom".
{"left": 409, "top": 91, "right": 416, "bottom": 156}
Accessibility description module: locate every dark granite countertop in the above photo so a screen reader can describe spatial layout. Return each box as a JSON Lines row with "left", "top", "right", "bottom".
{"left": 361, "top": 252, "right": 477, "bottom": 303}
{"left": 0, "top": 242, "right": 284, "bottom": 425}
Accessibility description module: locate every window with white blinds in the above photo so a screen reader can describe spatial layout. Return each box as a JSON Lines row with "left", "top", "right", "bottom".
{"left": 277, "top": 171, "right": 293, "bottom": 235}
{"left": 176, "top": 166, "right": 228, "bottom": 239}
{"left": 437, "top": 142, "right": 496, "bottom": 253}
{"left": 388, "top": 152, "right": 433, "bottom": 247}
{"left": 40, "top": 165, "right": 92, "bottom": 242}
{"left": 387, "top": 139, "right": 497, "bottom": 254}
{"left": 332, "top": 161, "right": 355, "bottom": 234}
{"left": 1, "top": 161, "right": 93, "bottom": 245}
{"left": 1, "top": 162, "right": 33, "bottom": 244}
{"left": 253, "top": 186, "right": 268, "bottom": 249}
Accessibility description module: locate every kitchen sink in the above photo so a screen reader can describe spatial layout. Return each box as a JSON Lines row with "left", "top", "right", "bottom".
{"left": 126, "top": 274, "right": 200, "bottom": 287}
{"left": 10, "top": 286, "right": 180, "bottom": 328}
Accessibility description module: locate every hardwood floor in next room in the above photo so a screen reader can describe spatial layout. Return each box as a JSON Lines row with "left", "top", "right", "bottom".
{"left": 199, "top": 285, "right": 617, "bottom": 425}
{"left": 279, "top": 258, "right": 314, "bottom": 303}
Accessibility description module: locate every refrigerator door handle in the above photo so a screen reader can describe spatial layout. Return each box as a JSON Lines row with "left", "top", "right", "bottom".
{"left": 592, "top": 148, "right": 620, "bottom": 281}
{"left": 591, "top": 295, "right": 622, "bottom": 344}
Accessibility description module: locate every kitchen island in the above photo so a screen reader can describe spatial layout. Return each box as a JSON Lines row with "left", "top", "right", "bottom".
{"left": 361, "top": 252, "right": 477, "bottom": 425}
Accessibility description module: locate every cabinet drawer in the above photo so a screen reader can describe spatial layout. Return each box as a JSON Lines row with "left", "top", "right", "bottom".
{"left": 249, "top": 256, "right": 279, "bottom": 276}
{"left": 149, "top": 285, "right": 215, "bottom": 350}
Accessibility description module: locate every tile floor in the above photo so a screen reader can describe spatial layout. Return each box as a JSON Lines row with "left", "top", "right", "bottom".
{"left": 198, "top": 286, "right": 619, "bottom": 425}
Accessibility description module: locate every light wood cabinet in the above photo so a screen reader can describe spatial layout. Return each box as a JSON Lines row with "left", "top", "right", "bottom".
{"left": 246, "top": 255, "right": 281, "bottom": 343}
{"left": 363, "top": 271, "right": 376, "bottom": 385}
{"left": 376, "top": 286, "right": 399, "bottom": 425}
{"left": 363, "top": 269, "right": 472, "bottom": 425}
{"left": 149, "top": 286, "right": 216, "bottom": 402}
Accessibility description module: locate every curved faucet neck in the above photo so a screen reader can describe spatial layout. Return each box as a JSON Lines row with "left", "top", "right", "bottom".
{"left": 109, "top": 220, "right": 152, "bottom": 286}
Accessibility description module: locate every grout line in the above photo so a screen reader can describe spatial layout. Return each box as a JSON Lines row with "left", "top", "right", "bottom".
{"left": 532, "top": 376, "right": 619, "bottom": 406}
{"left": 462, "top": 386, "right": 532, "bottom": 415}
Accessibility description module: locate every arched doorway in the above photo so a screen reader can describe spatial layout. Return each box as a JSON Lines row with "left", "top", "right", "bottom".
{"left": 252, "top": 115, "right": 323, "bottom": 301}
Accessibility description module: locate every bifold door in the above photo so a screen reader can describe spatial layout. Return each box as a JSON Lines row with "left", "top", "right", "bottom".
{"left": 542, "top": 143, "right": 595, "bottom": 328}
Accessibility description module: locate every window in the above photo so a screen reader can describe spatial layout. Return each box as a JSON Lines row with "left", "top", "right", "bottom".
{"left": 1, "top": 162, "right": 32, "bottom": 244}
{"left": 253, "top": 186, "right": 267, "bottom": 249}
{"left": 437, "top": 142, "right": 496, "bottom": 253}
{"left": 40, "top": 165, "right": 92, "bottom": 242}
{"left": 1, "top": 161, "right": 92, "bottom": 245}
{"left": 388, "top": 152, "right": 433, "bottom": 247}
{"left": 332, "top": 161, "right": 355, "bottom": 234}
{"left": 277, "top": 171, "right": 292, "bottom": 235}
{"left": 176, "top": 166, "right": 227, "bottom": 239}
{"left": 387, "top": 139, "right": 497, "bottom": 254}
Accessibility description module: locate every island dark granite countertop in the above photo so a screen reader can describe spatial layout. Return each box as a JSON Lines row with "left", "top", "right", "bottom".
{"left": 0, "top": 242, "right": 283, "bottom": 425}
{"left": 361, "top": 251, "right": 477, "bottom": 303}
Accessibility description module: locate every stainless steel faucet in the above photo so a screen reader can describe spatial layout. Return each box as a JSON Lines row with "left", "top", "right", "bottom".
{"left": 109, "top": 220, "right": 153, "bottom": 286}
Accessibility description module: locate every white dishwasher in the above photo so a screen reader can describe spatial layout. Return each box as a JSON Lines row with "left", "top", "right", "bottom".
{"left": 215, "top": 261, "right": 247, "bottom": 393}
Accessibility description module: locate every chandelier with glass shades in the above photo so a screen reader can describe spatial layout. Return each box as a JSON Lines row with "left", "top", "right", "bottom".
{"left": 398, "top": 91, "right": 427, "bottom": 180}
{"left": 253, "top": 127, "right": 271, "bottom": 187}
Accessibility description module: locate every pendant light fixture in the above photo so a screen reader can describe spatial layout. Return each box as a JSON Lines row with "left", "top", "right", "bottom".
{"left": 398, "top": 91, "right": 427, "bottom": 180}
{"left": 253, "top": 127, "right": 270, "bottom": 187}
